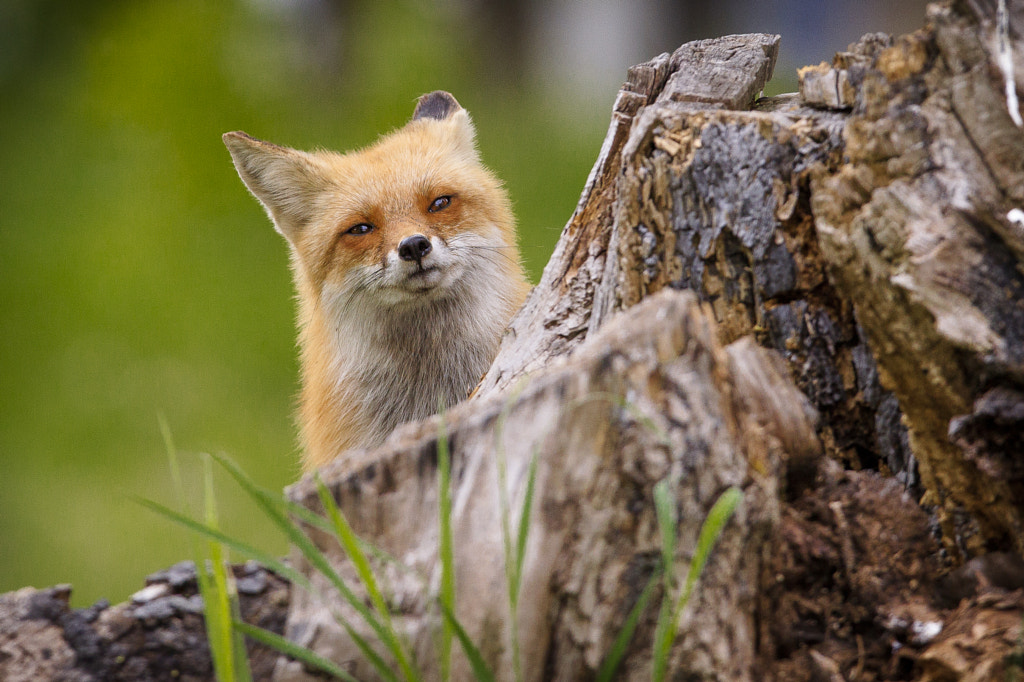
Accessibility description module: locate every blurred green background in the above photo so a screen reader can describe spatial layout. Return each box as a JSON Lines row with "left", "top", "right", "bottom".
{"left": 1, "top": 0, "right": 928, "bottom": 607}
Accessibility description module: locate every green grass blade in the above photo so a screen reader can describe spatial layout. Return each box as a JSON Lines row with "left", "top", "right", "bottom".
{"left": 157, "top": 416, "right": 208, "bottom": 586}
{"left": 652, "top": 485, "right": 743, "bottom": 682}
{"left": 651, "top": 584, "right": 675, "bottom": 682}
{"left": 494, "top": 437, "right": 517, "bottom": 682}
{"left": 210, "top": 471, "right": 406, "bottom": 581}
{"left": 209, "top": 453, "right": 413, "bottom": 682}
{"left": 437, "top": 601, "right": 495, "bottom": 682}
{"left": 651, "top": 479, "right": 676, "bottom": 682}
{"left": 195, "top": 562, "right": 231, "bottom": 682}
{"left": 514, "top": 449, "right": 538, "bottom": 590}
{"left": 284, "top": 494, "right": 334, "bottom": 533}
{"left": 506, "top": 446, "right": 539, "bottom": 682}
{"left": 157, "top": 415, "right": 200, "bottom": 569}
{"left": 239, "top": 614, "right": 393, "bottom": 682}
{"left": 212, "top": 470, "right": 422, "bottom": 592}
{"left": 142, "top": 481, "right": 405, "bottom": 682}
{"left": 229, "top": 579, "right": 254, "bottom": 682}
{"left": 155, "top": 424, "right": 251, "bottom": 682}
{"left": 493, "top": 387, "right": 532, "bottom": 682}
{"left": 595, "top": 568, "right": 660, "bottom": 682}
{"left": 234, "top": 622, "right": 360, "bottom": 682}
{"left": 314, "top": 475, "right": 417, "bottom": 680}
{"left": 673, "top": 487, "right": 742, "bottom": 619}
{"left": 652, "top": 480, "right": 676, "bottom": 579}
{"left": 203, "top": 454, "right": 255, "bottom": 682}
{"left": 298, "top": 612, "right": 399, "bottom": 682}
{"left": 158, "top": 413, "right": 187, "bottom": 511}
{"left": 241, "top": 475, "right": 412, "bottom": 575}
{"left": 201, "top": 454, "right": 238, "bottom": 682}
{"left": 136, "top": 496, "right": 311, "bottom": 591}
{"left": 209, "top": 454, "right": 368, "bottom": 607}
{"left": 213, "top": 475, "right": 407, "bottom": 577}
{"left": 314, "top": 475, "right": 390, "bottom": 620}
{"left": 437, "top": 416, "right": 455, "bottom": 682}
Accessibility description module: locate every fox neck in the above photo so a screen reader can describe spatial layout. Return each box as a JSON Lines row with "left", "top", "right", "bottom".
{"left": 295, "top": 266, "right": 516, "bottom": 470}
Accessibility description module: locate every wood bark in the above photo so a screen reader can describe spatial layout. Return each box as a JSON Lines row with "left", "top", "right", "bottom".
{"left": 273, "top": 32, "right": 826, "bottom": 682}
{"left": 279, "top": 4, "right": 1024, "bottom": 678}
{"left": 810, "top": 1, "right": 1024, "bottom": 559}
{"left": 276, "top": 289, "right": 818, "bottom": 682}
{"left": 0, "top": 562, "right": 288, "bottom": 682}
{"left": 3, "top": 2, "right": 1024, "bottom": 680}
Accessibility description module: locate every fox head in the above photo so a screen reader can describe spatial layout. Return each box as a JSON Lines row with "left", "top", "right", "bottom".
{"left": 223, "top": 91, "right": 518, "bottom": 310}
{"left": 224, "top": 92, "right": 530, "bottom": 468}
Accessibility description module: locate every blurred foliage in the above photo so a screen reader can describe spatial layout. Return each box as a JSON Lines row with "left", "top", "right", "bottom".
{"left": 0, "top": 0, "right": 607, "bottom": 607}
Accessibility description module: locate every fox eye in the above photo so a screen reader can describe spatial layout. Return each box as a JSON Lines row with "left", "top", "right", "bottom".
{"left": 428, "top": 195, "right": 452, "bottom": 213}
{"left": 346, "top": 223, "right": 374, "bottom": 236}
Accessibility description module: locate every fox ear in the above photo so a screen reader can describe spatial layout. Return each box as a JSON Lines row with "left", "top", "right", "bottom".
{"left": 223, "top": 131, "right": 324, "bottom": 242}
{"left": 411, "top": 90, "right": 478, "bottom": 156}
{"left": 412, "top": 91, "right": 462, "bottom": 121}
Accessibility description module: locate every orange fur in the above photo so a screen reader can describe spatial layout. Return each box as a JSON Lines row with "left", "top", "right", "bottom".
{"left": 224, "top": 92, "right": 530, "bottom": 471}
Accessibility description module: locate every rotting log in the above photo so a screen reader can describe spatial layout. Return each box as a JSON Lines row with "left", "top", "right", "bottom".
{"left": 277, "top": 289, "right": 819, "bottom": 682}
{"left": 0, "top": 562, "right": 288, "bottom": 682}
{"left": 482, "top": 32, "right": 913, "bottom": 493}
{"left": 810, "top": 0, "right": 1024, "bottom": 558}
{"left": 279, "top": 5, "right": 1024, "bottom": 678}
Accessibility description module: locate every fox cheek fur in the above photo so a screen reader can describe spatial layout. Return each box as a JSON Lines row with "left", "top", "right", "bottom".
{"left": 223, "top": 91, "right": 531, "bottom": 471}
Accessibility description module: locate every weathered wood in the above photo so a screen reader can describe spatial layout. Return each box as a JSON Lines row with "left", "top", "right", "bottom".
{"left": 478, "top": 34, "right": 784, "bottom": 400}
{"left": 474, "top": 49, "right": 673, "bottom": 397}
{"left": 277, "top": 289, "right": 818, "bottom": 682}
{"left": 811, "top": 0, "right": 1024, "bottom": 558}
{"left": 798, "top": 33, "right": 895, "bottom": 110}
{"left": 0, "top": 562, "right": 288, "bottom": 682}
{"left": 657, "top": 33, "right": 779, "bottom": 110}
{"left": 756, "top": 461, "right": 947, "bottom": 680}
{"left": 590, "top": 45, "right": 913, "bottom": 487}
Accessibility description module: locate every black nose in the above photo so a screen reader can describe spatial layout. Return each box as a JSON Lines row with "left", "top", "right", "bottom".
{"left": 398, "top": 234, "right": 432, "bottom": 263}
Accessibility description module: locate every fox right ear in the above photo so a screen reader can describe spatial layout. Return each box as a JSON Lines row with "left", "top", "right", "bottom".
{"left": 223, "top": 131, "right": 324, "bottom": 241}
{"left": 411, "top": 91, "right": 478, "bottom": 158}
{"left": 412, "top": 91, "right": 462, "bottom": 122}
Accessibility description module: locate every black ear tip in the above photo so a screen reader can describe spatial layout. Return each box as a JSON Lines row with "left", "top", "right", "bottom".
{"left": 412, "top": 91, "right": 462, "bottom": 121}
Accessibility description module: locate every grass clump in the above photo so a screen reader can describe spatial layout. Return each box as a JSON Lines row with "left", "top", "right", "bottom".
{"left": 145, "top": 417, "right": 740, "bottom": 681}
{"left": 143, "top": 419, "right": 514, "bottom": 681}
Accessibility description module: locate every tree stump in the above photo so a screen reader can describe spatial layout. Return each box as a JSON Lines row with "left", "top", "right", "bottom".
{"left": 278, "top": 288, "right": 818, "bottom": 682}
{"left": 279, "top": 3, "right": 1024, "bottom": 678}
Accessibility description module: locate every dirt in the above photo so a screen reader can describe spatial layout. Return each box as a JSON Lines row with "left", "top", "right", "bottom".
{"left": 758, "top": 461, "right": 1024, "bottom": 681}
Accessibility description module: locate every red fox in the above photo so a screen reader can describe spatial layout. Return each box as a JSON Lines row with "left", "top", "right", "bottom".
{"left": 224, "top": 91, "right": 530, "bottom": 471}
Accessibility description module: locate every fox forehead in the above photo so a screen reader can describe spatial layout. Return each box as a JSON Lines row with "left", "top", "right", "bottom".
{"left": 313, "top": 123, "right": 480, "bottom": 217}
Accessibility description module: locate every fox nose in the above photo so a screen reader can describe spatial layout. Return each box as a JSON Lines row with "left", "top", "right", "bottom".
{"left": 398, "top": 234, "right": 432, "bottom": 263}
